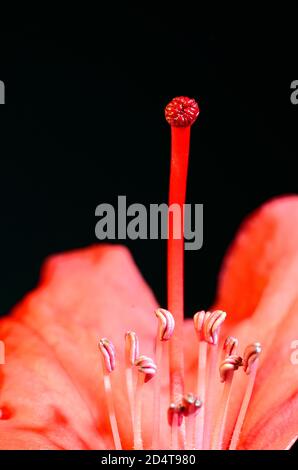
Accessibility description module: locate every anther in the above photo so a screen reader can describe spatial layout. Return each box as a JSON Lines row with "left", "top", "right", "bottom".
{"left": 219, "top": 355, "right": 243, "bottom": 382}
{"left": 243, "top": 342, "right": 262, "bottom": 375}
{"left": 193, "top": 310, "right": 210, "bottom": 340}
{"left": 165, "top": 96, "right": 200, "bottom": 127}
{"left": 204, "top": 310, "right": 226, "bottom": 345}
{"left": 125, "top": 331, "right": 139, "bottom": 365}
{"left": 167, "top": 403, "right": 184, "bottom": 427}
{"left": 135, "top": 355, "right": 157, "bottom": 383}
{"left": 181, "top": 393, "right": 202, "bottom": 417}
{"left": 98, "top": 338, "right": 115, "bottom": 373}
{"left": 155, "top": 308, "right": 175, "bottom": 341}
{"left": 222, "top": 336, "right": 238, "bottom": 358}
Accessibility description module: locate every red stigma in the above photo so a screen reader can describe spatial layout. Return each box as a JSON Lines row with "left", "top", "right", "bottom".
{"left": 165, "top": 96, "right": 200, "bottom": 127}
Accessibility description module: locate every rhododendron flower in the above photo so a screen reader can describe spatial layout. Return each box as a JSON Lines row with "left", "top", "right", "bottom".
{"left": 0, "top": 98, "right": 297, "bottom": 450}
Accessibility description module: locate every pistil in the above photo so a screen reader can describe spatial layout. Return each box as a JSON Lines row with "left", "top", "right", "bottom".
{"left": 165, "top": 97, "right": 199, "bottom": 407}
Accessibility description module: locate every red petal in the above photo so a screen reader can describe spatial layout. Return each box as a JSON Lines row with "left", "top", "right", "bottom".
{"left": 236, "top": 296, "right": 298, "bottom": 449}
{"left": 215, "top": 196, "right": 298, "bottom": 325}
{"left": 182, "top": 197, "right": 298, "bottom": 449}
{"left": 213, "top": 196, "right": 298, "bottom": 449}
{"left": 0, "top": 245, "right": 158, "bottom": 449}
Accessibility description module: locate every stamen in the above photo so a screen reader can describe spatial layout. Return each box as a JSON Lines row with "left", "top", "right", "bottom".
{"left": 168, "top": 403, "right": 184, "bottom": 427}
{"left": 182, "top": 393, "right": 202, "bottom": 450}
{"left": 125, "top": 331, "right": 139, "bottom": 426}
{"left": 219, "top": 355, "right": 243, "bottom": 383}
{"left": 193, "top": 310, "right": 209, "bottom": 449}
{"left": 203, "top": 310, "right": 227, "bottom": 345}
{"left": 165, "top": 97, "right": 199, "bottom": 408}
{"left": 243, "top": 342, "right": 262, "bottom": 375}
{"left": 229, "top": 343, "right": 262, "bottom": 450}
{"left": 125, "top": 331, "right": 139, "bottom": 365}
{"left": 98, "top": 338, "right": 122, "bottom": 450}
{"left": 155, "top": 308, "right": 175, "bottom": 341}
{"left": 168, "top": 403, "right": 183, "bottom": 449}
{"left": 203, "top": 310, "right": 226, "bottom": 449}
{"left": 152, "top": 308, "right": 175, "bottom": 449}
{"left": 182, "top": 393, "right": 202, "bottom": 417}
{"left": 222, "top": 336, "right": 238, "bottom": 358}
{"left": 134, "top": 355, "right": 157, "bottom": 450}
{"left": 99, "top": 337, "right": 115, "bottom": 373}
{"left": 211, "top": 355, "right": 243, "bottom": 450}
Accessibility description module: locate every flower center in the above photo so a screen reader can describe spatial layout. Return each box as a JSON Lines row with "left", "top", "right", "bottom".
{"left": 97, "top": 97, "right": 262, "bottom": 450}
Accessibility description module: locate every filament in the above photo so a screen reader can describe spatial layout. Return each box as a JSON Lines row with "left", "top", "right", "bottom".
{"left": 134, "top": 355, "right": 157, "bottom": 450}
{"left": 98, "top": 339, "right": 121, "bottom": 450}
{"left": 211, "top": 370, "right": 234, "bottom": 450}
{"left": 229, "top": 343, "right": 262, "bottom": 449}
{"left": 134, "top": 373, "right": 145, "bottom": 450}
{"left": 211, "top": 355, "right": 243, "bottom": 450}
{"left": 125, "top": 332, "right": 139, "bottom": 426}
{"left": 152, "top": 333, "right": 163, "bottom": 449}
{"left": 195, "top": 340, "right": 207, "bottom": 449}
{"left": 229, "top": 359, "right": 259, "bottom": 449}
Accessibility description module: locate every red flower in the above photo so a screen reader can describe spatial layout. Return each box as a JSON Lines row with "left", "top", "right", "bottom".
{"left": 0, "top": 98, "right": 297, "bottom": 450}
{"left": 0, "top": 196, "right": 298, "bottom": 449}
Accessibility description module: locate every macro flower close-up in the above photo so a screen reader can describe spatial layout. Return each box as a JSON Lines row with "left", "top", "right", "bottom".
{"left": 1, "top": 12, "right": 298, "bottom": 461}
{"left": 0, "top": 96, "right": 297, "bottom": 451}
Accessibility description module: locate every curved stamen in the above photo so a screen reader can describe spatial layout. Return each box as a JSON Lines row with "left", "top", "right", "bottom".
{"left": 193, "top": 310, "right": 227, "bottom": 449}
{"left": 98, "top": 338, "right": 121, "bottom": 450}
{"left": 98, "top": 338, "right": 115, "bottom": 373}
{"left": 125, "top": 332, "right": 139, "bottom": 428}
{"left": 204, "top": 310, "right": 227, "bottom": 345}
{"left": 229, "top": 343, "right": 262, "bottom": 450}
{"left": 155, "top": 308, "right": 175, "bottom": 341}
{"left": 219, "top": 355, "right": 243, "bottom": 383}
{"left": 212, "top": 355, "right": 243, "bottom": 450}
{"left": 125, "top": 331, "right": 139, "bottom": 366}
{"left": 135, "top": 355, "right": 157, "bottom": 383}
{"left": 203, "top": 310, "right": 226, "bottom": 449}
{"left": 193, "top": 310, "right": 209, "bottom": 449}
{"left": 243, "top": 342, "right": 262, "bottom": 375}
{"left": 152, "top": 309, "right": 175, "bottom": 449}
{"left": 222, "top": 336, "right": 239, "bottom": 359}
{"left": 133, "top": 356, "right": 157, "bottom": 450}
{"left": 193, "top": 310, "right": 210, "bottom": 340}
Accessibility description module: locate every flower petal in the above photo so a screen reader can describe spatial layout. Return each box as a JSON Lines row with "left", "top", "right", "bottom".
{"left": 0, "top": 244, "right": 158, "bottom": 449}
{"left": 182, "top": 198, "right": 298, "bottom": 449}
{"left": 234, "top": 295, "right": 298, "bottom": 449}
{"left": 213, "top": 197, "right": 298, "bottom": 449}
{"left": 215, "top": 196, "right": 298, "bottom": 326}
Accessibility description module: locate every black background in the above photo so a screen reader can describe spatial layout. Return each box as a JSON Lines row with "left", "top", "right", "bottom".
{"left": 0, "top": 8, "right": 297, "bottom": 321}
